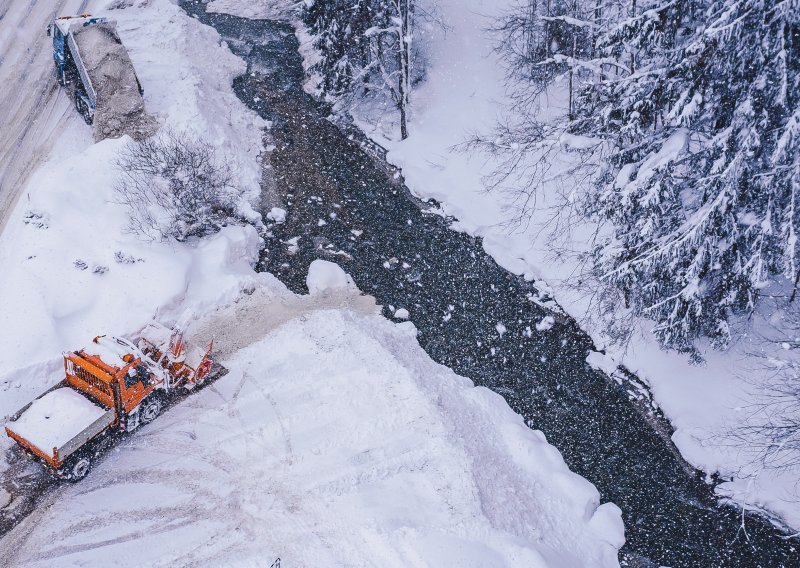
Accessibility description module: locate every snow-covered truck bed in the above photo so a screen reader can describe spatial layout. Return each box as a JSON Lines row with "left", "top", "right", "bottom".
{"left": 5, "top": 388, "right": 114, "bottom": 468}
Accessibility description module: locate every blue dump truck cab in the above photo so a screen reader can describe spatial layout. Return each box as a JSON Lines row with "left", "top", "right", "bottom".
{"left": 51, "top": 22, "right": 66, "bottom": 84}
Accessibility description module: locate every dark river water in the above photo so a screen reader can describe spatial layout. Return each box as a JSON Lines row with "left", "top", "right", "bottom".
{"left": 180, "top": 2, "right": 799, "bottom": 565}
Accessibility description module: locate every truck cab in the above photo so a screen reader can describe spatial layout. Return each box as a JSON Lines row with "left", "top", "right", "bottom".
{"left": 65, "top": 335, "right": 166, "bottom": 429}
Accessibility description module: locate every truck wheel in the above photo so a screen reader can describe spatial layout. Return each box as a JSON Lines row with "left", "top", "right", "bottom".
{"left": 69, "top": 456, "right": 92, "bottom": 482}
{"left": 75, "top": 96, "right": 92, "bottom": 125}
{"left": 140, "top": 396, "right": 163, "bottom": 424}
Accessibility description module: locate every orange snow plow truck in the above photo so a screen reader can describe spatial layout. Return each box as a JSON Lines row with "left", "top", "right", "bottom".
{"left": 5, "top": 323, "right": 214, "bottom": 481}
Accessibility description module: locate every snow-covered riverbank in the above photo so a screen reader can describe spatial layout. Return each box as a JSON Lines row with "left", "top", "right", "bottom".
{"left": 0, "top": 269, "right": 623, "bottom": 567}
{"left": 255, "top": 0, "right": 800, "bottom": 532}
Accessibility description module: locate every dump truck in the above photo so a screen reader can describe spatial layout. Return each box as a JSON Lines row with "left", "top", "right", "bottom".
{"left": 4, "top": 324, "right": 214, "bottom": 481}
{"left": 48, "top": 14, "right": 154, "bottom": 140}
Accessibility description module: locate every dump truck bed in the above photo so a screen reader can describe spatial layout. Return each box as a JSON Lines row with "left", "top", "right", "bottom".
{"left": 68, "top": 21, "right": 154, "bottom": 140}
{"left": 5, "top": 388, "right": 114, "bottom": 466}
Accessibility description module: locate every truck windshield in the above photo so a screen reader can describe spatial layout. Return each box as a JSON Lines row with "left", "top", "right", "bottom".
{"left": 123, "top": 365, "right": 150, "bottom": 389}
{"left": 124, "top": 369, "right": 138, "bottom": 389}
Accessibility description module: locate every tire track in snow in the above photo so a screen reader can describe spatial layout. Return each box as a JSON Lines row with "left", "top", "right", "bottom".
{"left": 0, "top": 0, "right": 88, "bottom": 236}
{"left": 265, "top": 390, "right": 293, "bottom": 467}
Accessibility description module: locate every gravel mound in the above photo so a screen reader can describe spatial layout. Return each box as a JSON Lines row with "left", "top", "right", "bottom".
{"left": 71, "top": 22, "right": 157, "bottom": 140}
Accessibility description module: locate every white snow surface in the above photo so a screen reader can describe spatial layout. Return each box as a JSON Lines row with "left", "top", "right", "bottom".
{"left": 7, "top": 388, "right": 109, "bottom": 457}
{"left": 0, "top": 280, "right": 623, "bottom": 567}
{"left": 306, "top": 259, "right": 356, "bottom": 294}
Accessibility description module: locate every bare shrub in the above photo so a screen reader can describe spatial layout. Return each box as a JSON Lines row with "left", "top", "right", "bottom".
{"left": 735, "top": 377, "right": 800, "bottom": 472}
{"left": 115, "top": 130, "right": 239, "bottom": 241}
{"left": 729, "top": 305, "right": 800, "bottom": 473}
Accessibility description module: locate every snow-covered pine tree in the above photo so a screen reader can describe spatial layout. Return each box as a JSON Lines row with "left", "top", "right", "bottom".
{"left": 304, "top": 0, "right": 417, "bottom": 139}
{"left": 487, "top": 0, "right": 800, "bottom": 353}
{"left": 579, "top": 0, "right": 800, "bottom": 352}
{"left": 304, "top": 0, "right": 373, "bottom": 97}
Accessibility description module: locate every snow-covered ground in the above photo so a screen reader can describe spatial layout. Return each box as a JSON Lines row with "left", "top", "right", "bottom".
{"left": 0, "top": 0, "right": 94, "bottom": 234}
{"left": 0, "top": 0, "right": 625, "bottom": 564}
{"left": 221, "top": 0, "right": 800, "bottom": 530}
{"left": 0, "top": 270, "right": 623, "bottom": 567}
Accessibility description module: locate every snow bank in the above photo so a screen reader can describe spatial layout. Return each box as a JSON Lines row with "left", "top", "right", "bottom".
{"left": 306, "top": 259, "right": 355, "bottom": 294}
{"left": 114, "top": 0, "right": 266, "bottom": 222}
{"left": 0, "top": 294, "right": 623, "bottom": 567}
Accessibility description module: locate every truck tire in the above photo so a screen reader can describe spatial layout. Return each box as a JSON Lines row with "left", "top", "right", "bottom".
{"left": 69, "top": 456, "right": 92, "bottom": 482}
{"left": 74, "top": 94, "right": 92, "bottom": 125}
{"left": 140, "top": 396, "right": 163, "bottom": 424}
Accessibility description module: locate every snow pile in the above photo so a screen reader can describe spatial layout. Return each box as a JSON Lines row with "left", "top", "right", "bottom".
{"left": 306, "top": 259, "right": 356, "bottom": 294}
{"left": 7, "top": 388, "right": 109, "bottom": 457}
{"left": 266, "top": 206, "right": 287, "bottom": 223}
{"left": 0, "top": 283, "right": 623, "bottom": 567}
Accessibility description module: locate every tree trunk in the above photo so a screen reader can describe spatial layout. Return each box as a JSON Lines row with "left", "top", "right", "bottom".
{"left": 545, "top": 0, "right": 551, "bottom": 60}
{"left": 398, "top": 0, "right": 411, "bottom": 139}
{"left": 593, "top": 0, "right": 603, "bottom": 82}
{"left": 526, "top": 0, "right": 538, "bottom": 64}
{"left": 568, "top": 0, "right": 577, "bottom": 120}
{"left": 790, "top": 267, "right": 800, "bottom": 303}
{"left": 630, "top": 0, "right": 637, "bottom": 74}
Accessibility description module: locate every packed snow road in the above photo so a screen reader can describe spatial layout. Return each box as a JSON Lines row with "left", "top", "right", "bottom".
{"left": 0, "top": 0, "right": 93, "bottom": 236}
{"left": 180, "top": 1, "right": 800, "bottom": 566}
